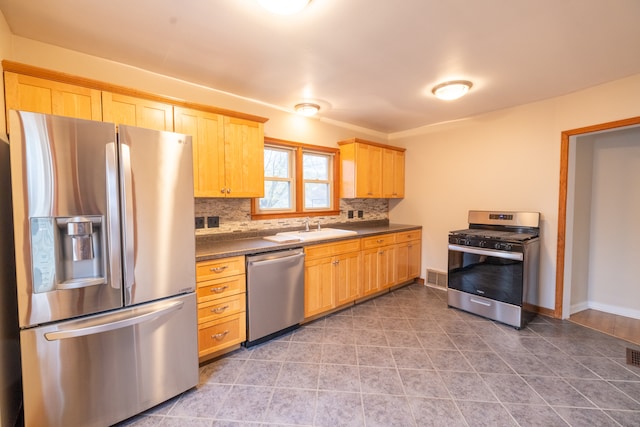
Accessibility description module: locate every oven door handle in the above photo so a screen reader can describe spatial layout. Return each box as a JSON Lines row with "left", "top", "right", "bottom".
{"left": 448, "top": 244, "right": 524, "bottom": 261}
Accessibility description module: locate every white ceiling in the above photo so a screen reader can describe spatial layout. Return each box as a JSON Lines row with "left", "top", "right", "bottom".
{"left": 2, "top": 0, "right": 640, "bottom": 133}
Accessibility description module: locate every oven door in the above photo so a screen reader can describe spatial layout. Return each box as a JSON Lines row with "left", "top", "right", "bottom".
{"left": 447, "top": 244, "right": 524, "bottom": 305}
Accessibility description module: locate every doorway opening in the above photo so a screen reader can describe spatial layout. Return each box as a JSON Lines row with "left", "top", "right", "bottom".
{"left": 555, "top": 116, "right": 640, "bottom": 344}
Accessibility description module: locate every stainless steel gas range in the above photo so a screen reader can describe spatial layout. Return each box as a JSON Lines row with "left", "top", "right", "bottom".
{"left": 447, "top": 210, "right": 540, "bottom": 329}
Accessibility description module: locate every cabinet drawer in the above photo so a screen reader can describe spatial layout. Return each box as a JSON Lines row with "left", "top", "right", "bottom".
{"left": 362, "top": 233, "right": 396, "bottom": 249}
{"left": 198, "top": 294, "right": 246, "bottom": 324}
{"left": 197, "top": 275, "right": 246, "bottom": 303}
{"left": 196, "top": 256, "right": 245, "bottom": 282}
{"left": 305, "top": 238, "right": 361, "bottom": 259}
{"left": 198, "top": 313, "right": 246, "bottom": 357}
{"left": 396, "top": 230, "right": 422, "bottom": 243}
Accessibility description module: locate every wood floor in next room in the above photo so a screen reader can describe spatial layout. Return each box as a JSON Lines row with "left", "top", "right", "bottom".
{"left": 570, "top": 309, "right": 640, "bottom": 346}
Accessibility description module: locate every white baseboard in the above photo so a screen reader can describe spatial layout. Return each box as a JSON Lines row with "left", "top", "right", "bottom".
{"left": 570, "top": 301, "right": 590, "bottom": 315}
{"left": 587, "top": 301, "right": 640, "bottom": 320}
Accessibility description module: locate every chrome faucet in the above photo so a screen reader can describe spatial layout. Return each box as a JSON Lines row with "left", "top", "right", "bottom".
{"left": 317, "top": 220, "right": 321, "bottom": 231}
{"left": 304, "top": 217, "right": 310, "bottom": 232}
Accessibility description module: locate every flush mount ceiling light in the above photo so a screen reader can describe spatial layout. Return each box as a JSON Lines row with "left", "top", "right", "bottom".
{"left": 295, "top": 102, "right": 320, "bottom": 116}
{"left": 431, "top": 80, "right": 473, "bottom": 101}
{"left": 257, "top": 0, "right": 311, "bottom": 15}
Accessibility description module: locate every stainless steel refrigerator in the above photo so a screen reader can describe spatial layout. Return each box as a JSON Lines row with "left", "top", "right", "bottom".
{"left": 8, "top": 111, "right": 198, "bottom": 427}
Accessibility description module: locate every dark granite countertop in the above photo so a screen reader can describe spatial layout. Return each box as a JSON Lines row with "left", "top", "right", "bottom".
{"left": 195, "top": 221, "right": 422, "bottom": 262}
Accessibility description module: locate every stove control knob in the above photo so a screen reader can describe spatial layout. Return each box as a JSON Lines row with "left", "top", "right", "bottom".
{"left": 505, "top": 244, "right": 512, "bottom": 251}
{"left": 479, "top": 240, "right": 486, "bottom": 248}
{"left": 494, "top": 242, "right": 501, "bottom": 250}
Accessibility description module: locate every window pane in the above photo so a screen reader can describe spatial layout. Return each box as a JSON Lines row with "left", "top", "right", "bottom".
{"left": 264, "top": 148, "right": 290, "bottom": 178}
{"left": 260, "top": 181, "right": 291, "bottom": 209}
{"left": 305, "top": 183, "right": 329, "bottom": 208}
{"left": 303, "top": 153, "right": 329, "bottom": 180}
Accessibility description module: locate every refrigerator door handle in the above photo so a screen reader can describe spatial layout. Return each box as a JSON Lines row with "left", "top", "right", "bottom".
{"left": 106, "top": 142, "right": 122, "bottom": 289}
{"left": 44, "top": 300, "right": 184, "bottom": 341}
{"left": 120, "top": 143, "right": 135, "bottom": 291}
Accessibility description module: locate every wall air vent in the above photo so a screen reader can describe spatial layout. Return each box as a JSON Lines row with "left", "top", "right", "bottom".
{"left": 627, "top": 348, "right": 640, "bottom": 368}
{"left": 426, "top": 269, "right": 447, "bottom": 289}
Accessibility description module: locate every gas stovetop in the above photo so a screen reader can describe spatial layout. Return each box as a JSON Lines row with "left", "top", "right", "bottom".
{"left": 449, "top": 211, "right": 541, "bottom": 252}
{"left": 450, "top": 228, "right": 538, "bottom": 243}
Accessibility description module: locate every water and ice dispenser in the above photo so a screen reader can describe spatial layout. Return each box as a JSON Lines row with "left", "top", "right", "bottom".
{"left": 30, "top": 215, "right": 107, "bottom": 293}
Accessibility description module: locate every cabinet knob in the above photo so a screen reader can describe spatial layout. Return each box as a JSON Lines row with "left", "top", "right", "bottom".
{"left": 220, "top": 188, "right": 226, "bottom": 194}
{"left": 226, "top": 188, "right": 231, "bottom": 194}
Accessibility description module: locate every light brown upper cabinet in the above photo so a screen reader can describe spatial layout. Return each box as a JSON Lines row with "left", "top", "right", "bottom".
{"left": 4, "top": 72, "right": 102, "bottom": 132}
{"left": 174, "top": 107, "right": 264, "bottom": 198}
{"left": 102, "top": 92, "right": 174, "bottom": 131}
{"left": 338, "top": 138, "right": 406, "bottom": 198}
{"left": 382, "top": 148, "right": 405, "bottom": 198}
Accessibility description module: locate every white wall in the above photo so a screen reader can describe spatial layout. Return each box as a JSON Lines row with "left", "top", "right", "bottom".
{"left": 587, "top": 127, "right": 640, "bottom": 317}
{"left": 567, "top": 135, "right": 594, "bottom": 314}
{"left": 0, "top": 10, "right": 12, "bottom": 137}
{"left": 389, "top": 75, "right": 640, "bottom": 310}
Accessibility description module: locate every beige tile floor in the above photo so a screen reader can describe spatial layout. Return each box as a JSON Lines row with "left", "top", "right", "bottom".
{"left": 117, "top": 283, "right": 640, "bottom": 426}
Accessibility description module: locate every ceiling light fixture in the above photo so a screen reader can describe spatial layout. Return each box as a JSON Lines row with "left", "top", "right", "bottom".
{"left": 257, "top": 0, "right": 311, "bottom": 15}
{"left": 295, "top": 102, "right": 320, "bottom": 116}
{"left": 432, "top": 80, "right": 473, "bottom": 101}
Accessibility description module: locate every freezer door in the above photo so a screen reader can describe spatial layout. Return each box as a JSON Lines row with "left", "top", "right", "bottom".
{"left": 9, "top": 111, "right": 122, "bottom": 328}
{"left": 118, "top": 125, "right": 196, "bottom": 305}
{"left": 20, "top": 293, "right": 198, "bottom": 427}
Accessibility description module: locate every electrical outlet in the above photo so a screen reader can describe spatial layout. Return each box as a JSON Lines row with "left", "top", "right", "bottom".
{"left": 358, "top": 210, "right": 364, "bottom": 218}
{"left": 195, "top": 217, "right": 205, "bottom": 229}
{"left": 207, "top": 216, "right": 220, "bottom": 228}
{"left": 347, "top": 210, "right": 354, "bottom": 219}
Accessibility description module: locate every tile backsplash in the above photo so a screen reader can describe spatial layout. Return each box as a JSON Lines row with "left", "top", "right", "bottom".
{"left": 194, "top": 198, "right": 389, "bottom": 235}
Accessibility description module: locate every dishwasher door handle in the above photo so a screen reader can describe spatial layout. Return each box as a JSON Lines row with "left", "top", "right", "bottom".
{"left": 247, "top": 252, "right": 305, "bottom": 267}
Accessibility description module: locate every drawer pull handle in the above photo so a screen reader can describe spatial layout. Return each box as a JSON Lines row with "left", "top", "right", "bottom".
{"left": 211, "top": 305, "right": 229, "bottom": 314}
{"left": 212, "top": 330, "right": 230, "bottom": 340}
{"left": 376, "top": 239, "right": 384, "bottom": 243}
{"left": 470, "top": 298, "right": 491, "bottom": 307}
{"left": 211, "top": 285, "right": 229, "bottom": 293}
{"left": 209, "top": 266, "right": 228, "bottom": 273}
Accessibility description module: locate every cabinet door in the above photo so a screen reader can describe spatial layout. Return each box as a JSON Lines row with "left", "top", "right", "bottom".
{"left": 407, "top": 240, "right": 421, "bottom": 278}
{"left": 395, "top": 242, "right": 410, "bottom": 284}
{"left": 174, "top": 107, "right": 225, "bottom": 197}
{"left": 355, "top": 143, "right": 382, "bottom": 197}
{"left": 223, "top": 116, "right": 264, "bottom": 197}
{"left": 4, "top": 72, "right": 102, "bottom": 132}
{"left": 102, "top": 92, "right": 173, "bottom": 131}
{"left": 304, "top": 257, "right": 335, "bottom": 318}
{"left": 362, "top": 248, "right": 381, "bottom": 297}
{"left": 383, "top": 149, "right": 405, "bottom": 198}
{"left": 335, "top": 251, "right": 361, "bottom": 306}
{"left": 379, "top": 245, "right": 396, "bottom": 289}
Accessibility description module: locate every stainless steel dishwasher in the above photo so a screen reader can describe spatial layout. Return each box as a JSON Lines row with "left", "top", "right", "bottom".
{"left": 245, "top": 248, "right": 305, "bottom": 347}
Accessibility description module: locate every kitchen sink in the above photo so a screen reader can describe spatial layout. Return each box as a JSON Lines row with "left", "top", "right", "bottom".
{"left": 264, "top": 228, "right": 358, "bottom": 243}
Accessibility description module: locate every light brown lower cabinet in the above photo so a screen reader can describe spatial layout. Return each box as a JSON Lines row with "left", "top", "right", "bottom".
{"left": 195, "top": 255, "right": 246, "bottom": 359}
{"left": 304, "top": 239, "right": 361, "bottom": 318}
{"left": 304, "top": 229, "right": 422, "bottom": 319}
{"left": 395, "top": 230, "right": 422, "bottom": 283}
